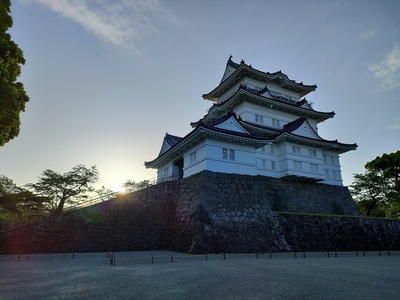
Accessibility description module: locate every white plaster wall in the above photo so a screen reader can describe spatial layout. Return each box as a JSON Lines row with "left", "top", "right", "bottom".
{"left": 157, "top": 162, "right": 174, "bottom": 182}
{"left": 321, "top": 151, "right": 343, "bottom": 185}
{"left": 235, "top": 101, "right": 319, "bottom": 132}
{"left": 184, "top": 139, "right": 257, "bottom": 177}
{"left": 183, "top": 142, "right": 208, "bottom": 178}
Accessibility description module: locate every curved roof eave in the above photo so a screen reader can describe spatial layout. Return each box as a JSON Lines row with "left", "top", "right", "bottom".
{"left": 203, "top": 61, "right": 317, "bottom": 101}
{"left": 144, "top": 125, "right": 269, "bottom": 169}
{"left": 274, "top": 132, "right": 358, "bottom": 154}
{"left": 200, "top": 88, "right": 334, "bottom": 124}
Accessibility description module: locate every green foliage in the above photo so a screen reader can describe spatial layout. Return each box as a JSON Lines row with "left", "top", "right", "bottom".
{"left": 0, "top": 0, "right": 29, "bottom": 146}
{"left": 0, "top": 175, "right": 47, "bottom": 222}
{"left": 96, "top": 186, "right": 117, "bottom": 200}
{"left": 123, "top": 179, "right": 152, "bottom": 193}
{"left": 26, "top": 165, "right": 99, "bottom": 214}
{"left": 350, "top": 150, "right": 400, "bottom": 218}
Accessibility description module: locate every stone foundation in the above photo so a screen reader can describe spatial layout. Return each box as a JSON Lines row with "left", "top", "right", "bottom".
{"left": 2, "top": 171, "right": 400, "bottom": 254}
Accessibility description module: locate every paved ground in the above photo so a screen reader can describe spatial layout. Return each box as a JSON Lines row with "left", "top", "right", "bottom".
{"left": 1, "top": 251, "right": 400, "bottom": 300}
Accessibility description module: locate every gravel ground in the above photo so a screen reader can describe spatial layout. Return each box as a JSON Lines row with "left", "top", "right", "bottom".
{"left": 1, "top": 251, "right": 400, "bottom": 300}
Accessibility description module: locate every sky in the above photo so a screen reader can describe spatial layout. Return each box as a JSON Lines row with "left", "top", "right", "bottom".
{"left": 1, "top": 0, "right": 399, "bottom": 191}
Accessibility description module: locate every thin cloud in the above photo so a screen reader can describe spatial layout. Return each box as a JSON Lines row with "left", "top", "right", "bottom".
{"left": 24, "top": 0, "right": 175, "bottom": 49}
{"left": 368, "top": 45, "right": 400, "bottom": 91}
{"left": 360, "top": 28, "right": 377, "bottom": 40}
{"left": 388, "top": 117, "right": 400, "bottom": 131}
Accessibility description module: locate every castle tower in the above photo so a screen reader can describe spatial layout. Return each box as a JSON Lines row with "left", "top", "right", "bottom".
{"left": 145, "top": 57, "right": 357, "bottom": 186}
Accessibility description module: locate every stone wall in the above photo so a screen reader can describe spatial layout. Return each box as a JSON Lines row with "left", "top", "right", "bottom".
{"left": 2, "top": 171, "right": 400, "bottom": 254}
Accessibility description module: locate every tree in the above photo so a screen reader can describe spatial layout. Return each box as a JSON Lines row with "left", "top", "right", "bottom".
{"left": 123, "top": 179, "right": 152, "bottom": 193}
{"left": 350, "top": 151, "right": 400, "bottom": 218}
{"left": 96, "top": 186, "right": 118, "bottom": 201}
{"left": 0, "top": 175, "right": 47, "bottom": 221}
{"left": 27, "top": 165, "right": 99, "bottom": 214}
{"left": 0, "top": 0, "right": 29, "bottom": 146}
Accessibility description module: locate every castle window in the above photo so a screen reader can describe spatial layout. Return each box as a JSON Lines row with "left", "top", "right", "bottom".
{"left": 272, "top": 118, "right": 280, "bottom": 127}
{"left": 271, "top": 161, "right": 276, "bottom": 170}
{"left": 223, "top": 148, "right": 235, "bottom": 160}
{"left": 189, "top": 151, "right": 196, "bottom": 164}
{"left": 310, "top": 163, "right": 318, "bottom": 173}
{"left": 229, "top": 149, "right": 235, "bottom": 160}
{"left": 294, "top": 161, "right": 302, "bottom": 171}
{"left": 255, "top": 114, "right": 264, "bottom": 123}
{"left": 292, "top": 146, "right": 301, "bottom": 154}
{"left": 309, "top": 149, "right": 317, "bottom": 157}
{"left": 222, "top": 148, "right": 228, "bottom": 159}
{"left": 270, "top": 145, "right": 275, "bottom": 154}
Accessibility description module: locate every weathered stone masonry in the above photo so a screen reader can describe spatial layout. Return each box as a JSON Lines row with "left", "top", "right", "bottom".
{"left": 2, "top": 171, "right": 400, "bottom": 254}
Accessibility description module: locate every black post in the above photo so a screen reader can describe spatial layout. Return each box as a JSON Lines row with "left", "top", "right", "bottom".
{"left": 303, "top": 252, "right": 305, "bottom": 258}
{"left": 256, "top": 253, "right": 259, "bottom": 259}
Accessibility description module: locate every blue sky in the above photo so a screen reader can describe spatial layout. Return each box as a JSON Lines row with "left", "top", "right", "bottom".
{"left": 1, "top": 0, "right": 399, "bottom": 191}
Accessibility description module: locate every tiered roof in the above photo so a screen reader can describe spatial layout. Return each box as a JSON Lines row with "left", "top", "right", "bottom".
{"left": 192, "top": 85, "right": 334, "bottom": 127}
{"left": 145, "top": 57, "right": 357, "bottom": 170}
{"left": 203, "top": 56, "right": 317, "bottom": 102}
{"left": 145, "top": 111, "right": 357, "bottom": 169}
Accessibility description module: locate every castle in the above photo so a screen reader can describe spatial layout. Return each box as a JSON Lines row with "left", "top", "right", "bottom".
{"left": 145, "top": 56, "right": 357, "bottom": 186}
{"left": 5, "top": 59, "right": 400, "bottom": 255}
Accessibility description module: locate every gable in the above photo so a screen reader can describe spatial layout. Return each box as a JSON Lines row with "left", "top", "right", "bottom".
{"left": 214, "top": 116, "right": 249, "bottom": 134}
{"left": 158, "top": 133, "right": 182, "bottom": 156}
{"left": 290, "top": 120, "right": 321, "bottom": 140}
